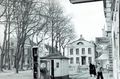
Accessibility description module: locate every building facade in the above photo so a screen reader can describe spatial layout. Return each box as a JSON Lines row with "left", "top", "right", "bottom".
{"left": 103, "top": 0, "right": 119, "bottom": 79}
{"left": 95, "top": 37, "right": 110, "bottom": 69}
{"left": 103, "top": 0, "right": 113, "bottom": 71}
{"left": 111, "top": 0, "right": 119, "bottom": 79}
{"left": 67, "top": 35, "right": 95, "bottom": 74}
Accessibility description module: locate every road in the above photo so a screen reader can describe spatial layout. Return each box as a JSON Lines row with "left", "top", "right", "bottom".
{"left": 69, "top": 71, "right": 113, "bottom": 79}
{"left": 0, "top": 70, "right": 114, "bottom": 79}
{"left": 0, "top": 70, "right": 33, "bottom": 79}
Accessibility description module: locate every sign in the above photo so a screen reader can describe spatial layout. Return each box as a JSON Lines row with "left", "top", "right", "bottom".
{"left": 96, "top": 37, "right": 110, "bottom": 44}
{"left": 40, "top": 60, "right": 47, "bottom": 68}
{"left": 69, "top": 0, "right": 102, "bottom": 4}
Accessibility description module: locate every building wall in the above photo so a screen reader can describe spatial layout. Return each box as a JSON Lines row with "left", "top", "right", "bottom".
{"left": 111, "top": 0, "right": 119, "bottom": 79}
{"left": 67, "top": 38, "right": 95, "bottom": 73}
{"left": 103, "top": 0, "right": 113, "bottom": 71}
{"left": 103, "top": 0, "right": 119, "bottom": 79}
{"left": 46, "top": 59, "right": 69, "bottom": 77}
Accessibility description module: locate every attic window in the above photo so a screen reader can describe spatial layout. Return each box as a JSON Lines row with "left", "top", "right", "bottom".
{"left": 77, "top": 42, "right": 83, "bottom": 45}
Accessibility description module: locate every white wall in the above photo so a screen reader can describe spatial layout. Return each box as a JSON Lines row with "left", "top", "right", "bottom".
{"left": 48, "top": 59, "right": 69, "bottom": 77}
{"left": 67, "top": 40, "right": 95, "bottom": 73}
{"left": 112, "top": 0, "right": 119, "bottom": 79}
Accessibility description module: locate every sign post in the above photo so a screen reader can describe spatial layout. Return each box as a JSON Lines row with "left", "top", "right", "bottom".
{"left": 33, "top": 46, "right": 38, "bottom": 79}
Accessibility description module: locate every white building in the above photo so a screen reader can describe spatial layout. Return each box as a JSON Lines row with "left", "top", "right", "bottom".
{"left": 66, "top": 35, "right": 95, "bottom": 74}
{"left": 40, "top": 53, "right": 69, "bottom": 79}
{"left": 111, "top": 0, "right": 119, "bottom": 79}
{"left": 103, "top": 0, "right": 119, "bottom": 79}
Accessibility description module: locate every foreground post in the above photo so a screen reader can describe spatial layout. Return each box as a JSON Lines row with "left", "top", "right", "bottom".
{"left": 33, "top": 46, "right": 38, "bottom": 79}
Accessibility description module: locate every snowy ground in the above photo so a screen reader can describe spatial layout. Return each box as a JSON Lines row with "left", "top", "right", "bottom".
{"left": 0, "top": 69, "right": 115, "bottom": 79}
{"left": 0, "top": 70, "right": 33, "bottom": 79}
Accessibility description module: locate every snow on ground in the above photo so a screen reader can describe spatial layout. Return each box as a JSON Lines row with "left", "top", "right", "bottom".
{"left": 0, "top": 70, "right": 33, "bottom": 79}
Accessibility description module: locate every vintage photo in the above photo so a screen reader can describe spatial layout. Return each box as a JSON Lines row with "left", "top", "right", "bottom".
{"left": 0, "top": 0, "right": 119, "bottom": 79}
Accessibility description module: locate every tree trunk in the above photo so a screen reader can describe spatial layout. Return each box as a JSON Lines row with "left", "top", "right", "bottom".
{"left": 55, "top": 40, "right": 58, "bottom": 53}
{"left": 14, "top": 55, "right": 16, "bottom": 68}
{"left": 59, "top": 33, "right": 61, "bottom": 53}
{"left": 62, "top": 47, "right": 65, "bottom": 56}
{"left": 20, "top": 44, "right": 25, "bottom": 70}
{"left": 8, "top": 52, "right": 11, "bottom": 70}
{"left": 0, "top": 25, "right": 7, "bottom": 71}
{"left": 0, "top": 54, "right": 5, "bottom": 71}
{"left": 15, "top": 49, "right": 19, "bottom": 73}
{"left": 15, "top": 42, "right": 21, "bottom": 73}
{"left": 7, "top": 18, "right": 11, "bottom": 70}
{"left": 15, "top": 47, "right": 20, "bottom": 73}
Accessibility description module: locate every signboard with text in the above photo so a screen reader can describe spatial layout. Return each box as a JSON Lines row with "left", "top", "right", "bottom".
{"left": 69, "top": 0, "right": 102, "bottom": 4}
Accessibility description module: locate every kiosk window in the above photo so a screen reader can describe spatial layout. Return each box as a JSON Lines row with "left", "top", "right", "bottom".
{"left": 56, "top": 62, "right": 59, "bottom": 68}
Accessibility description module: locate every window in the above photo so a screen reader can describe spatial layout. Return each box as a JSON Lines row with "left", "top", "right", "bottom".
{"left": 81, "top": 56, "right": 86, "bottom": 65}
{"left": 11, "top": 49, "right": 14, "bottom": 53}
{"left": 77, "top": 42, "right": 83, "bottom": 45}
{"left": 70, "top": 49, "right": 73, "bottom": 55}
{"left": 88, "top": 48, "right": 91, "bottom": 54}
{"left": 76, "top": 57, "right": 79, "bottom": 64}
{"left": 88, "top": 57, "right": 92, "bottom": 63}
{"left": 106, "top": 3, "right": 111, "bottom": 7}
{"left": 56, "top": 62, "right": 59, "bottom": 68}
{"left": 76, "top": 48, "right": 79, "bottom": 55}
{"left": 11, "top": 42, "right": 14, "bottom": 46}
{"left": 106, "top": 12, "right": 111, "bottom": 17}
{"left": 82, "top": 48, "right": 85, "bottom": 54}
{"left": 106, "top": 8, "right": 111, "bottom": 12}
{"left": 70, "top": 57, "right": 73, "bottom": 64}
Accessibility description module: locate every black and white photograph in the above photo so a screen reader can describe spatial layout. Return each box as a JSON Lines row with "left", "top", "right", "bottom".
{"left": 0, "top": 0, "right": 119, "bottom": 79}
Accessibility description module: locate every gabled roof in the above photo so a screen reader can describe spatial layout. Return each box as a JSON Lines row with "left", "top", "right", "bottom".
{"left": 68, "top": 37, "right": 94, "bottom": 45}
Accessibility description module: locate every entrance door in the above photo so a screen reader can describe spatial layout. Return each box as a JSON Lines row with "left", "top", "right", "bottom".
{"left": 81, "top": 56, "right": 86, "bottom": 65}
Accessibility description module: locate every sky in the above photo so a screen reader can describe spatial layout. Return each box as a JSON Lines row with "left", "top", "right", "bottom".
{"left": 0, "top": 0, "right": 106, "bottom": 44}
{"left": 59, "top": 0, "right": 106, "bottom": 41}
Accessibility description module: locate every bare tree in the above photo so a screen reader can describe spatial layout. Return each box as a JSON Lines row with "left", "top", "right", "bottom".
{"left": 43, "top": 0, "right": 76, "bottom": 55}
{"left": 0, "top": 0, "right": 14, "bottom": 71}
{"left": 11, "top": 0, "right": 51, "bottom": 73}
{"left": 0, "top": 0, "right": 6, "bottom": 18}
{"left": 59, "top": 25, "right": 76, "bottom": 56}
{"left": 0, "top": 0, "right": 76, "bottom": 73}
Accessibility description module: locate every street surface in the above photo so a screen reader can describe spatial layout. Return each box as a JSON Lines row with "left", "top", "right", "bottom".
{"left": 69, "top": 70, "right": 113, "bottom": 79}
{"left": 0, "top": 70, "right": 33, "bottom": 79}
{"left": 0, "top": 70, "right": 114, "bottom": 79}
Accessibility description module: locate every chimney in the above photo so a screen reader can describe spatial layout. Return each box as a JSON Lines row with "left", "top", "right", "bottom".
{"left": 80, "top": 34, "right": 84, "bottom": 40}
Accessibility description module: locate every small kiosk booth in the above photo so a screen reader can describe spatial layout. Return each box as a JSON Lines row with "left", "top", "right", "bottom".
{"left": 40, "top": 53, "right": 69, "bottom": 79}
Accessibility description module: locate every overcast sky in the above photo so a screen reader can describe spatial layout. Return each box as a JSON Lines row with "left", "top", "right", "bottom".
{"left": 0, "top": 0, "right": 106, "bottom": 44}
{"left": 59, "top": 0, "right": 106, "bottom": 41}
